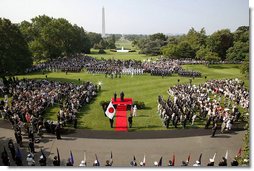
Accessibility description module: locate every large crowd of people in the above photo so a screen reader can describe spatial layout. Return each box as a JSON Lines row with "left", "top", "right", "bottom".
{"left": 24, "top": 56, "right": 207, "bottom": 78}
{"left": 178, "top": 69, "right": 202, "bottom": 77}
{"left": 25, "top": 55, "right": 96, "bottom": 73}
{"left": 0, "top": 78, "right": 97, "bottom": 156}
{"left": 0, "top": 53, "right": 249, "bottom": 167}
{"left": 157, "top": 78, "right": 248, "bottom": 132}
{"left": 1, "top": 143, "right": 246, "bottom": 166}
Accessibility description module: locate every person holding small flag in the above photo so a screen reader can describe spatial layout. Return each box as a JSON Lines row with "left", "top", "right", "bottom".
{"left": 66, "top": 158, "right": 73, "bottom": 166}
{"left": 68, "top": 150, "right": 74, "bottom": 166}
{"left": 154, "top": 156, "right": 162, "bottom": 166}
{"left": 231, "top": 148, "right": 241, "bottom": 166}
{"left": 193, "top": 153, "right": 202, "bottom": 166}
{"left": 53, "top": 156, "right": 60, "bottom": 166}
{"left": 168, "top": 153, "right": 175, "bottom": 166}
{"left": 231, "top": 157, "right": 239, "bottom": 166}
{"left": 218, "top": 150, "right": 228, "bottom": 166}
{"left": 105, "top": 152, "right": 113, "bottom": 166}
{"left": 139, "top": 155, "right": 146, "bottom": 167}
{"left": 39, "top": 149, "right": 47, "bottom": 166}
{"left": 79, "top": 151, "right": 87, "bottom": 166}
{"left": 93, "top": 154, "right": 100, "bottom": 166}
{"left": 130, "top": 156, "right": 137, "bottom": 166}
{"left": 53, "top": 148, "right": 61, "bottom": 166}
{"left": 207, "top": 153, "right": 216, "bottom": 166}
{"left": 79, "top": 160, "right": 86, "bottom": 166}
{"left": 181, "top": 154, "right": 191, "bottom": 166}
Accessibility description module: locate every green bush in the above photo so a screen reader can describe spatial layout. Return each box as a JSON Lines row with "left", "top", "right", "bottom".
{"left": 133, "top": 101, "right": 145, "bottom": 109}
{"left": 98, "top": 49, "right": 106, "bottom": 54}
{"left": 99, "top": 100, "right": 145, "bottom": 110}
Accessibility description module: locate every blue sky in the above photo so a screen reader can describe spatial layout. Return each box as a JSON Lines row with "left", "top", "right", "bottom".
{"left": 0, "top": 0, "right": 249, "bottom": 35}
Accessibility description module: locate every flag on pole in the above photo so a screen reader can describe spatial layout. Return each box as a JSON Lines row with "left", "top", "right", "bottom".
{"left": 41, "top": 149, "right": 46, "bottom": 159}
{"left": 198, "top": 153, "right": 202, "bottom": 164}
{"left": 109, "top": 151, "right": 113, "bottom": 164}
{"left": 158, "top": 157, "right": 163, "bottom": 166}
{"left": 130, "top": 155, "right": 137, "bottom": 166}
{"left": 143, "top": 155, "right": 146, "bottom": 165}
{"left": 70, "top": 150, "right": 74, "bottom": 165}
{"left": 105, "top": 101, "right": 116, "bottom": 119}
{"left": 237, "top": 148, "right": 242, "bottom": 157}
{"left": 212, "top": 153, "right": 216, "bottom": 161}
{"left": 84, "top": 151, "right": 86, "bottom": 164}
{"left": 57, "top": 148, "right": 60, "bottom": 166}
{"left": 187, "top": 154, "right": 191, "bottom": 163}
{"left": 172, "top": 153, "right": 175, "bottom": 166}
{"left": 225, "top": 150, "right": 228, "bottom": 160}
{"left": 95, "top": 154, "right": 100, "bottom": 166}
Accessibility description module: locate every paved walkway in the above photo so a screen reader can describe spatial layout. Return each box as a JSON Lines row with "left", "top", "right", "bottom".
{"left": 0, "top": 120, "right": 247, "bottom": 167}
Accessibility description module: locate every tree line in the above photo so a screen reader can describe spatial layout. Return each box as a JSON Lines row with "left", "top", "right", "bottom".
{"left": 0, "top": 15, "right": 249, "bottom": 78}
{"left": 133, "top": 26, "right": 249, "bottom": 63}
{"left": 0, "top": 15, "right": 118, "bottom": 77}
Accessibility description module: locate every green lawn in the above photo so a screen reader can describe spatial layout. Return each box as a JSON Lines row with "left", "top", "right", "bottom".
{"left": 88, "top": 39, "right": 159, "bottom": 61}
{"left": 115, "top": 39, "right": 134, "bottom": 49}
{"left": 14, "top": 64, "right": 249, "bottom": 131}
{"left": 89, "top": 49, "right": 158, "bottom": 61}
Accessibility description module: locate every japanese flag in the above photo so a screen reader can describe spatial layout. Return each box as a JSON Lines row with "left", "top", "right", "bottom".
{"left": 105, "top": 101, "right": 116, "bottom": 119}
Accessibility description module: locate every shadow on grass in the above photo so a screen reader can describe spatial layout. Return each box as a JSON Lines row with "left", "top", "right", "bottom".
{"left": 208, "top": 65, "right": 240, "bottom": 69}
{"left": 142, "top": 106, "right": 152, "bottom": 110}
{"left": 136, "top": 114, "right": 149, "bottom": 117}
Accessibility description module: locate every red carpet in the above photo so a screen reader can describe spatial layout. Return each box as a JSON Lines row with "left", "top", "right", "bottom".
{"left": 115, "top": 105, "right": 128, "bottom": 131}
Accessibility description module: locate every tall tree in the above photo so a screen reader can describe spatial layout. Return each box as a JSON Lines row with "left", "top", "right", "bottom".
{"left": 149, "top": 33, "right": 167, "bottom": 41}
{"left": 184, "top": 27, "right": 207, "bottom": 55}
{"left": 87, "top": 32, "right": 102, "bottom": 49}
{"left": 19, "top": 15, "right": 92, "bottom": 60}
{"left": 207, "top": 29, "right": 233, "bottom": 61}
{"left": 161, "top": 43, "right": 179, "bottom": 59}
{"left": 0, "top": 18, "right": 32, "bottom": 77}
{"left": 226, "top": 41, "right": 249, "bottom": 61}
{"left": 161, "top": 41, "right": 195, "bottom": 59}
{"left": 233, "top": 26, "right": 249, "bottom": 43}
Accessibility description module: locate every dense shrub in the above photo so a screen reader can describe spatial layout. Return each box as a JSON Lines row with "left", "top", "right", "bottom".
{"left": 100, "top": 100, "right": 145, "bottom": 110}
{"left": 98, "top": 49, "right": 106, "bottom": 54}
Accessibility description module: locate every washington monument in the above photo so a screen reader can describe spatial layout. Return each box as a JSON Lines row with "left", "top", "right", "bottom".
{"left": 102, "top": 6, "right": 105, "bottom": 38}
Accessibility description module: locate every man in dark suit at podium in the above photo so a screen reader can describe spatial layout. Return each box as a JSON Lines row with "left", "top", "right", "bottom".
{"left": 114, "top": 92, "right": 117, "bottom": 102}
{"left": 120, "top": 91, "right": 124, "bottom": 101}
